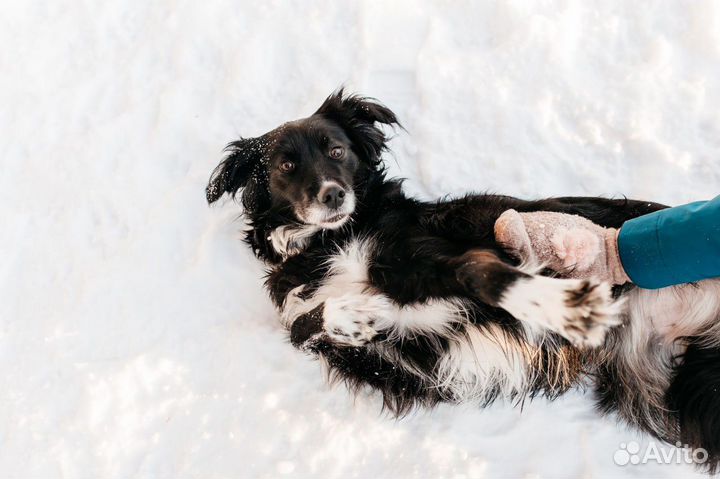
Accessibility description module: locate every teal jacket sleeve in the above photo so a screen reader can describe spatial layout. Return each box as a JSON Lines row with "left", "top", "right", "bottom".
{"left": 618, "top": 195, "right": 720, "bottom": 289}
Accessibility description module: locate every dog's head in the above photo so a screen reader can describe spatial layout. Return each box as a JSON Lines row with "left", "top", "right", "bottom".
{"left": 206, "top": 90, "right": 399, "bottom": 229}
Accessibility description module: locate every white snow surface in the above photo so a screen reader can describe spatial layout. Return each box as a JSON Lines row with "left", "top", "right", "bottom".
{"left": 3, "top": 1, "right": 720, "bottom": 477}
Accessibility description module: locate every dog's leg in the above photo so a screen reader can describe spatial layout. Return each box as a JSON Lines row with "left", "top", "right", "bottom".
{"left": 455, "top": 250, "right": 622, "bottom": 346}
{"left": 320, "top": 293, "right": 395, "bottom": 346}
{"left": 282, "top": 285, "right": 395, "bottom": 348}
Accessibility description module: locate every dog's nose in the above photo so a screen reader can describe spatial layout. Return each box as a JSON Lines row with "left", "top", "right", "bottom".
{"left": 318, "top": 184, "right": 346, "bottom": 209}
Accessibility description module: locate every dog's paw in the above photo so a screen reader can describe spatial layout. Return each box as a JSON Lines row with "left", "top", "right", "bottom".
{"left": 323, "top": 293, "right": 393, "bottom": 346}
{"left": 280, "top": 285, "right": 312, "bottom": 327}
{"left": 268, "top": 225, "right": 319, "bottom": 259}
{"left": 559, "top": 279, "right": 623, "bottom": 346}
{"left": 290, "top": 303, "right": 325, "bottom": 348}
{"left": 500, "top": 276, "right": 622, "bottom": 348}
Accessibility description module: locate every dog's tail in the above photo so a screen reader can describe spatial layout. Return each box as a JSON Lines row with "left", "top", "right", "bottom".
{"left": 596, "top": 316, "right": 720, "bottom": 473}
{"left": 666, "top": 342, "right": 720, "bottom": 472}
{"left": 594, "top": 328, "right": 678, "bottom": 442}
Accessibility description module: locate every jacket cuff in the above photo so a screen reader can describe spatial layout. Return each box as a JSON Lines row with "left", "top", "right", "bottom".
{"left": 617, "top": 213, "right": 671, "bottom": 289}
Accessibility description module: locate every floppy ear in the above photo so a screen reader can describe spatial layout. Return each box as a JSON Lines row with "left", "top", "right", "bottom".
{"left": 315, "top": 89, "right": 401, "bottom": 165}
{"left": 206, "top": 137, "right": 265, "bottom": 204}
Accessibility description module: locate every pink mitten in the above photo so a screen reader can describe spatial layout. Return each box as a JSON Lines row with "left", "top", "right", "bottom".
{"left": 494, "top": 209, "right": 630, "bottom": 285}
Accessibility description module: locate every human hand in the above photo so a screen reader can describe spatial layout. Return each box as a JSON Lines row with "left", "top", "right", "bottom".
{"left": 494, "top": 209, "right": 630, "bottom": 285}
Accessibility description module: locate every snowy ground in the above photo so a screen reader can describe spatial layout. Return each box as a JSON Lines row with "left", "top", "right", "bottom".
{"left": 3, "top": 1, "right": 720, "bottom": 477}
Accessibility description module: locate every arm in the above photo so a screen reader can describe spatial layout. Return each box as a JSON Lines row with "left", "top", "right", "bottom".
{"left": 619, "top": 195, "right": 720, "bottom": 289}
{"left": 495, "top": 195, "right": 720, "bottom": 289}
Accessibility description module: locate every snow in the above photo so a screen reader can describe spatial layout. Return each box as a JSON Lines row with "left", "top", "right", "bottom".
{"left": 2, "top": 0, "right": 719, "bottom": 477}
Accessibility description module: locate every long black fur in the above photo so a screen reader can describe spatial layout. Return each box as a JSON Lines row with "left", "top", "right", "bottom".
{"left": 207, "top": 89, "right": 720, "bottom": 470}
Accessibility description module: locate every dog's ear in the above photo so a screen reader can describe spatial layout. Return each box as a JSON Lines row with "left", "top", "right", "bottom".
{"left": 206, "top": 137, "right": 266, "bottom": 204}
{"left": 315, "top": 89, "right": 400, "bottom": 165}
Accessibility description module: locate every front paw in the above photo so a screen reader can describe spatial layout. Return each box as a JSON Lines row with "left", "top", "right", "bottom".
{"left": 558, "top": 279, "right": 623, "bottom": 346}
{"left": 290, "top": 303, "right": 325, "bottom": 348}
{"left": 280, "top": 285, "right": 310, "bottom": 327}
{"left": 500, "top": 276, "right": 623, "bottom": 347}
{"left": 323, "top": 293, "right": 393, "bottom": 346}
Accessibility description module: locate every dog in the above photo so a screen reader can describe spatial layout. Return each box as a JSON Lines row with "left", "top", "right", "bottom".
{"left": 207, "top": 90, "right": 720, "bottom": 471}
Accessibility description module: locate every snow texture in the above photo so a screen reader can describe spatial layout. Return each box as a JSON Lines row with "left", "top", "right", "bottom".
{"left": 2, "top": 1, "right": 720, "bottom": 477}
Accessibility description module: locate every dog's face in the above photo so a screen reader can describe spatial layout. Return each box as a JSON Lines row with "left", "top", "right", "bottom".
{"left": 206, "top": 90, "right": 398, "bottom": 230}
{"left": 262, "top": 117, "right": 359, "bottom": 228}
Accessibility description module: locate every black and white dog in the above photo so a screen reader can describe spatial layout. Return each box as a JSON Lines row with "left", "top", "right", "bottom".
{"left": 207, "top": 90, "right": 720, "bottom": 471}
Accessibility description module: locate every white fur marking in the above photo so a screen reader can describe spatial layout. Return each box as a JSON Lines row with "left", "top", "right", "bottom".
{"left": 280, "top": 285, "right": 314, "bottom": 328}
{"left": 269, "top": 225, "right": 319, "bottom": 259}
{"left": 323, "top": 293, "right": 394, "bottom": 346}
{"left": 278, "top": 238, "right": 568, "bottom": 403}
{"left": 281, "top": 239, "right": 473, "bottom": 348}
{"left": 499, "top": 275, "right": 622, "bottom": 347}
{"left": 377, "top": 298, "right": 470, "bottom": 341}
{"left": 300, "top": 183, "right": 356, "bottom": 229}
{"left": 436, "top": 324, "right": 530, "bottom": 402}
{"left": 629, "top": 278, "right": 720, "bottom": 345}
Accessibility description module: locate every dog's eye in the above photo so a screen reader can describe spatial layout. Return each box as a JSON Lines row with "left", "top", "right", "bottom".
{"left": 329, "top": 147, "right": 345, "bottom": 160}
{"left": 279, "top": 161, "right": 295, "bottom": 173}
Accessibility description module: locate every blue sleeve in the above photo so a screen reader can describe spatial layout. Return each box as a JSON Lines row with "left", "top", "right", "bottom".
{"left": 618, "top": 195, "right": 720, "bottom": 289}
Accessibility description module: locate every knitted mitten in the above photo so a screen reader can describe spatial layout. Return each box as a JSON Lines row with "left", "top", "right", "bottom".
{"left": 494, "top": 209, "right": 630, "bottom": 285}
